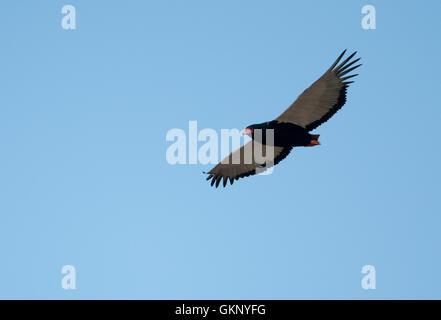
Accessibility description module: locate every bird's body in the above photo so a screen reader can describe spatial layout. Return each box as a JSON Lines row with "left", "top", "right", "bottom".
{"left": 206, "top": 50, "right": 361, "bottom": 187}
{"left": 245, "top": 121, "right": 313, "bottom": 147}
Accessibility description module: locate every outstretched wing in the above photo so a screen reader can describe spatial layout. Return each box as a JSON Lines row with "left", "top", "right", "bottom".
{"left": 276, "top": 50, "right": 361, "bottom": 131}
{"left": 205, "top": 141, "right": 293, "bottom": 188}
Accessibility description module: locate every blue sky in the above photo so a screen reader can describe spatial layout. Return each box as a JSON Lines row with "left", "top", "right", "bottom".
{"left": 1, "top": 0, "right": 440, "bottom": 299}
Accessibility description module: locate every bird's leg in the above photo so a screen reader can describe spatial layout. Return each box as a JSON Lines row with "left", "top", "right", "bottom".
{"left": 306, "top": 134, "right": 320, "bottom": 147}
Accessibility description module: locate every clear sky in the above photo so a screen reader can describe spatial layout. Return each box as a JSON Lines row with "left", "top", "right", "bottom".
{"left": 1, "top": 0, "right": 440, "bottom": 299}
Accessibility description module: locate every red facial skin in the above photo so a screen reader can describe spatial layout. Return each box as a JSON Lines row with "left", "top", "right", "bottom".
{"left": 242, "top": 128, "right": 253, "bottom": 135}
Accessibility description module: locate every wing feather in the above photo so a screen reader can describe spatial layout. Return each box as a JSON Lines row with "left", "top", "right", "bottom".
{"left": 205, "top": 141, "right": 293, "bottom": 187}
{"left": 276, "top": 50, "right": 361, "bottom": 131}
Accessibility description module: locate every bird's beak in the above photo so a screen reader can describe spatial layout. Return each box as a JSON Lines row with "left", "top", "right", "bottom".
{"left": 242, "top": 128, "right": 252, "bottom": 135}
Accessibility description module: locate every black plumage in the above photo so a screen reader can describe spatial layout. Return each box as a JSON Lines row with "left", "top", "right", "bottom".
{"left": 206, "top": 50, "right": 361, "bottom": 187}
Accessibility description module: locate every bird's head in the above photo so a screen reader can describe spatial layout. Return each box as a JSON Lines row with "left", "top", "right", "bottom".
{"left": 242, "top": 126, "right": 254, "bottom": 136}
{"left": 242, "top": 121, "right": 274, "bottom": 138}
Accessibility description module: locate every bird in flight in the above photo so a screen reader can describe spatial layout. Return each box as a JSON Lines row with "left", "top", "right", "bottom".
{"left": 206, "top": 50, "right": 361, "bottom": 187}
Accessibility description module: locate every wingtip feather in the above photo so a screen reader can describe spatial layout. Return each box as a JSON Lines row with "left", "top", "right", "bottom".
{"left": 328, "top": 49, "right": 347, "bottom": 71}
